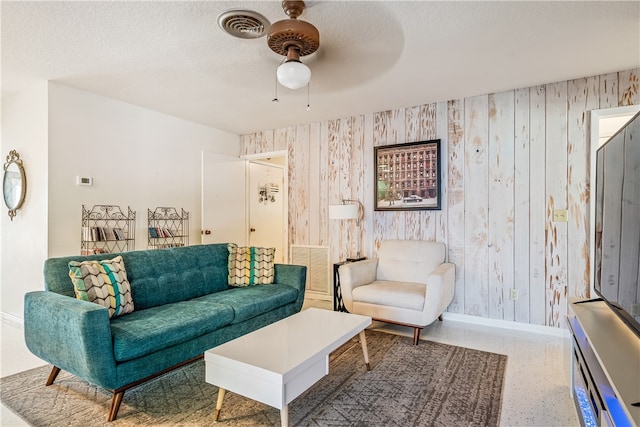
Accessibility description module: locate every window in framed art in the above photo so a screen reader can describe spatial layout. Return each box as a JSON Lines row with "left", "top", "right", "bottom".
{"left": 374, "top": 139, "right": 441, "bottom": 211}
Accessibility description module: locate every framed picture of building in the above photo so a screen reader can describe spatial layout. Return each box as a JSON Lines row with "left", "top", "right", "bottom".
{"left": 374, "top": 139, "right": 441, "bottom": 211}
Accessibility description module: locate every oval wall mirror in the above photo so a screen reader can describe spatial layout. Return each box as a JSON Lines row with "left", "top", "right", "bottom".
{"left": 3, "top": 150, "right": 26, "bottom": 220}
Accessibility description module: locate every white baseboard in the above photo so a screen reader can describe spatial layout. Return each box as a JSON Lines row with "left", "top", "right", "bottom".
{"left": 1, "top": 311, "right": 24, "bottom": 327}
{"left": 442, "top": 312, "right": 570, "bottom": 338}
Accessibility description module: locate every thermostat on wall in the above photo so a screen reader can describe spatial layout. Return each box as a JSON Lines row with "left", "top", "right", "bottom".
{"left": 76, "top": 176, "right": 93, "bottom": 186}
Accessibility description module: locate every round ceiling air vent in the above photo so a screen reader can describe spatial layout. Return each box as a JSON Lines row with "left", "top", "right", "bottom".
{"left": 217, "top": 9, "right": 270, "bottom": 39}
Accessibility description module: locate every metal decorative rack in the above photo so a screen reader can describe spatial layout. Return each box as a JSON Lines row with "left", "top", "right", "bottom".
{"left": 81, "top": 204, "right": 136, "bottom": 255}
{"left": 147, "top": 207, "right": 189, "bottom": 249}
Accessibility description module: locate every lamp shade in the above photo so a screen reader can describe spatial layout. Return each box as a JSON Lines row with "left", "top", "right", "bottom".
{"left": 329, "top": 203, "right": 359, "bottom": 220}
{"left": 277, "top": 60, "right": 311, "bottom": 90}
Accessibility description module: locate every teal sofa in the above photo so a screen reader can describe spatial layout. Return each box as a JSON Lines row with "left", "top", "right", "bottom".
{"left": 24, "top": 243, "right": 306, "bottom": 421}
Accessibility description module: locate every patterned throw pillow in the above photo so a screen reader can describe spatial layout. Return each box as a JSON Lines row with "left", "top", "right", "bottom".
{"left": 68, "top": 255, "right": 134, "bottom": 318}
{"left": 227, "top": 243, "right": 276, "bottom": 286}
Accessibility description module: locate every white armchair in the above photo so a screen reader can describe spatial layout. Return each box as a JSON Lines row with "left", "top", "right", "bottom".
{"left": 339, "top": 240, "right": 455, "bottom": 345}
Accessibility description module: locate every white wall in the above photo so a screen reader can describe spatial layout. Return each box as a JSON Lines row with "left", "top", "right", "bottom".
{"left": 1, "top": 81, "right": 49, "bottom": 319}
{"left": 0, "top": 81, "right": 240, "bottom": 319}
{"left": 47, "top": 82, "right": 239, "bottom": 257}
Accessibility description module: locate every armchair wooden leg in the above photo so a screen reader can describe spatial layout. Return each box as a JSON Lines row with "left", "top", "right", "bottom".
{"left": 438, "top": 314, "right": 443, "bottom": 321}
{"left": 108, "top": 391, "right": 125, "bottom": 422}
{"left": 413, "top": 327, "right": 422, "bottom": 345}
{"left": 45, "top": 366, "right": 61, "bottom": 386}
{"left": 359, "top": 330, "right": 371, "bottom": 371}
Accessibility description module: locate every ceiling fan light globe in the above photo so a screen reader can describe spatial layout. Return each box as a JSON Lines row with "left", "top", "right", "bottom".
{"left": 277, "top": 60, "right": 311, "bottom": 90}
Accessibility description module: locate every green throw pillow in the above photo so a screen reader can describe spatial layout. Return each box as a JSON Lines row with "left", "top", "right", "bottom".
{"left": 68, "top": 255, "right": 134, "bottom": 318}
{"left": 228, "top": 243, "right": 275, "bottom": 286}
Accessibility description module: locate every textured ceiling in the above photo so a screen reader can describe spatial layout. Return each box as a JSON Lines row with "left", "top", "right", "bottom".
{"left": 2, "top": 1, "right": 639, "bottom": 135}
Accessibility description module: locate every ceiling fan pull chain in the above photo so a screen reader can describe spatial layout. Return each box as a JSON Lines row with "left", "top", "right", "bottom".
{"left": 307, "top": 82, "right": 310, "bottom": 111}
{"left": 272, "top": 68, "right": 279, "bottom": 102}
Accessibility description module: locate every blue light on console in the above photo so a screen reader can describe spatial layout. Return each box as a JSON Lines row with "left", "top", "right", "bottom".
{"left": 601, "top": 384, "right": 631, "bottom": 426}
{"left": 575, "top": 386, "right": 598, "bottom": 427}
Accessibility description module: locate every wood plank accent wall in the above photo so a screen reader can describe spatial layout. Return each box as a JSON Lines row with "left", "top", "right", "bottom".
{"left": 241, "top": 69, "right": 640, "bottom": 327}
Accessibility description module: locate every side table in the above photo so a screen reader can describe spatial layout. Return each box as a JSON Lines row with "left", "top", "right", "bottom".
{"left": 333, "top": 257, "right": 366, "bottom": 312}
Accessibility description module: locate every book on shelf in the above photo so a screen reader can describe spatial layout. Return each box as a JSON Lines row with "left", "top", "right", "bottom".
{"left": 82, "top": 226, "right": 125, "bottom": 242}
{"left": 82, "top": 226, "right": 92, "bottom": 242}
{"left": 113, "top": 228, "right": 125, "bottom": 240}
{"left": 98, "top": 227, "right": 107, "bottom": 241}
{"left": 149, "top": 227, "right": 175, "bottom": 238}
{"left": 104, "top": 227, "right": 117, "bottom": 241}
{"left": 151, "top": 243, "right": 185, "bottom": 249}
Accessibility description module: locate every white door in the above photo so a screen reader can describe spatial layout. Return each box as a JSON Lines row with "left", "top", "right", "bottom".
{"left": 249, "top": 161, "right": 285, "bottom": 262}
{"left": 201, "top": 151, "right": 247, "bottom": 245}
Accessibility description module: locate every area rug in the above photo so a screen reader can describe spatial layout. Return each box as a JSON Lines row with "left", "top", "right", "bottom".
{"left": 1, "top": 331, "right": 507, "bottom": 426}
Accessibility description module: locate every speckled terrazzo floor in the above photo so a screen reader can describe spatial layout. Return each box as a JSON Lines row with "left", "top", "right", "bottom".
{"left": 2, "top": 300, "right": 578, "bottom": 426}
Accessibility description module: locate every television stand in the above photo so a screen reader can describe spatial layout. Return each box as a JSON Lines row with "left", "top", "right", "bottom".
{"left": 567, "top": 298, "right": 640, "bottom": 426}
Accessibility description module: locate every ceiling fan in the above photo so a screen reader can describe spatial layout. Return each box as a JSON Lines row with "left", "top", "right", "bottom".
{"left": 217, "top": 1, "right": 320, "bottom": 90}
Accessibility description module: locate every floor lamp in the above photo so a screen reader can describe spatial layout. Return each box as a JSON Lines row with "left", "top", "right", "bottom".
{"left": 328, "top": 199, "right": 365, "bottom": 261}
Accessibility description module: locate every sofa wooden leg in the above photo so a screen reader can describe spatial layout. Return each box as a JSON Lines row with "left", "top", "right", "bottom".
{"left": 108, "top": 391, "right": 125, "bottom": 422}
{"left": 438, "top": 314, "right": 443, "bottom": 321}
{"left": 45, "top": 366, "right": 61, "bottom": 386}
{"left": 413, "top": 327, "right": 422, "bottom": 345}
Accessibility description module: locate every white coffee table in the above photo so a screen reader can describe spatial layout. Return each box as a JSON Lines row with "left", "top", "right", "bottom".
{"left": 204, "top": 308, "right": 372, "bottom": 426}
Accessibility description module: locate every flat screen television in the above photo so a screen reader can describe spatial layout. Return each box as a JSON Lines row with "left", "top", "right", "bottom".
{"left": 593, "top": 110, "right": 640, "bottom": 338}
